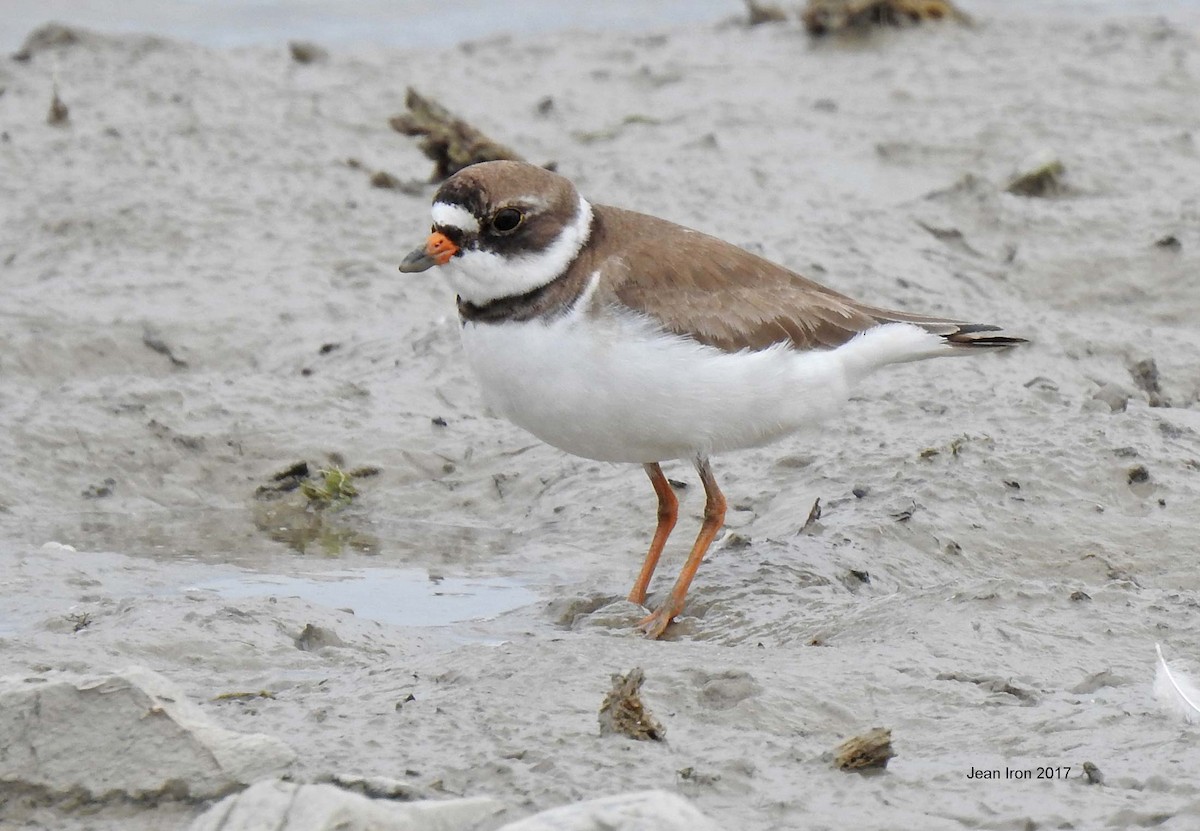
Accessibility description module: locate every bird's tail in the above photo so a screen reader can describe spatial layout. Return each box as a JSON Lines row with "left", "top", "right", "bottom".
{"left": 837, "top": 315, "right": 1026, "bottom": 384}
{"left": 898, "top": 313, "right": 1028, "bottom": 349}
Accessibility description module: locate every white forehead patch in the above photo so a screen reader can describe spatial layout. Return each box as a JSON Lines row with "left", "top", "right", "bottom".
{"left": 431, "top": 202, "right": 480, "bottom": 234}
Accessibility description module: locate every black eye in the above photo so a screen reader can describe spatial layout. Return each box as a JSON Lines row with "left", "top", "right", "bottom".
{"left": 490, "top": 208, "right": 523, "bottom": 234}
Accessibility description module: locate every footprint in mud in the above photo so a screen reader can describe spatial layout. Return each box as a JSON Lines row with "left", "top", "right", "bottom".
{"left": 549, "top": 589, "right": 743, "bottom": 638}
{"left": 547, "top": 594, "right": 637, "bottom": 630}
{"left": 690, "top": 669, "right": 762, "bottom": 710}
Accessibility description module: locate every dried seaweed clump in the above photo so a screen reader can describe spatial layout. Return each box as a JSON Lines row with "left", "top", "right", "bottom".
{"left": 598, "top": 668, "right": 665, "bottom": 742}
{"left": 299, "top": 467, "right": 361, "bottom": 509}
{"left": 390, "top": 88, "right": 525, "bottom": 181}
{"left": 746, "top": 0, "right": 789, "bottom": 25}
{"left": 802, "top": 0, "right": 970, "bottom": 36}
{"left": 288, "top": 40, "right": 328, "bottom": 64}
{"left": 251, "top": 461, "right": 382, "bottom": 555}
{"left": 1005, "top": 157, "right": 1065, "bottom": 197}
{"left": 13, "top": 23, "right": 83, "bottom": 62}
{"left": 47, "top": 85, "right": 69, "bottom": 126}
{"left": 834, "top": 727, "right": 895, "bottom": 771}
{"left": 255, "top": 461, "right": 380, "bottom": 507}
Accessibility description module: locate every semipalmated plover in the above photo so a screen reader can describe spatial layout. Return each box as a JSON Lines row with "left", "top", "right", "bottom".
{"left": 399, "top": 160, "right": 1023, "bottom": 639}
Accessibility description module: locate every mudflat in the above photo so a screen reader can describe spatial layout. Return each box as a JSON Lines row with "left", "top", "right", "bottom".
{"left": 2, "top": 9, "right": 1199, "bottom": 829}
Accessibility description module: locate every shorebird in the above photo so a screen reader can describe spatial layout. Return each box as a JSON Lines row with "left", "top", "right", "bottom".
{"left": 399, "top": 161, "right": 1023, "bottom": 638}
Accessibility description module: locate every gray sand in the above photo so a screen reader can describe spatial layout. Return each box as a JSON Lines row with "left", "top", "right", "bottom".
{"left": 2, "top": 8, "right": 1200, "bottom": 829}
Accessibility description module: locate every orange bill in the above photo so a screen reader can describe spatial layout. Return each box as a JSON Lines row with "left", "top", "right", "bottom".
{"left": 398, "top": 231, "right": 459, "bottom": 273}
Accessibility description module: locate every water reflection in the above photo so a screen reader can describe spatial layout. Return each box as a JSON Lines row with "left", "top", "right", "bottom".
{"left": 192, "top": 568, "right": 536, "bottom": 627}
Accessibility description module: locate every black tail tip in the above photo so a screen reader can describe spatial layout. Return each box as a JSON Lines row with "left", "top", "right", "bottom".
{"left": 945, "top": 324, "right": 1028, "bottom": 348}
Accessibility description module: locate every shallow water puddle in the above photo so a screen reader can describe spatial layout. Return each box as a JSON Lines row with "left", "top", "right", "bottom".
{"left": 191, "top": 568, "right": 537, "bottom": 628}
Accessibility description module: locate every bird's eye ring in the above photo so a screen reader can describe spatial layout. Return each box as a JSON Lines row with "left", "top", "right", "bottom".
{"left": 491, "top": 207, "right": 523, "bottom": 234}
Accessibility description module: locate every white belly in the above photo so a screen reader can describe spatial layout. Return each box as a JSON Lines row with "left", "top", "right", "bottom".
{"left": 459, "top": 306, "right": 854, "bottom": 463}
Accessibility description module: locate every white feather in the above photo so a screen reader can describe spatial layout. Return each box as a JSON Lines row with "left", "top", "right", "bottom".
{"left": 1154, "top": 643, "right": 1200, "bottom": 724}
{"left": 837, "top": 323, "right": 955, "bottom": 384}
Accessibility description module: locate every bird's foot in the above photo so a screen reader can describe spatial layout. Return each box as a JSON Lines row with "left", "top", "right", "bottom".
{"left": 637, "top": 600, "right": 681, "bottom": 640}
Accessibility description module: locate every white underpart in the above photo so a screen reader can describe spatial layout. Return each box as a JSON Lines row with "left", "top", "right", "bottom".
{"left": 430, "top": 202, "right": 479, "bottom": 234}
{"left": 461, "top": 285, "right": 953, "bottom": 463}
{"left": 442, "top": 195, "right": 594, "bottom": 306}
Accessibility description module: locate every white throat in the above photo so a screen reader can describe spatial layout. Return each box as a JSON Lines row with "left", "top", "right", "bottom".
{"left": 444, "top": 195, "right": 594, "bottom": 306}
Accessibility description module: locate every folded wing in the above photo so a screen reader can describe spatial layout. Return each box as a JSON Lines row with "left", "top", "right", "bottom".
{"left": 593, "top": 206, "right": 1024, "bottom": 354}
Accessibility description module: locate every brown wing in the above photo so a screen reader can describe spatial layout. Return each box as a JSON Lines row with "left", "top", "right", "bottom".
{"left": 586, "top": 205, "right": 1018, "bottom": 353}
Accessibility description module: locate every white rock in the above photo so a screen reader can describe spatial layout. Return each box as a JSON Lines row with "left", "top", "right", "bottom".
{"left": 39, "top": 541, "right": 77, "bottom": 552}
{"left": 188, "top": 780, "right": 512, "bottom": 831}
{"left": 0, "top": 666, "right": 295, "bottom": 801}
{"left": 1091, "top": 382, "right": 1131, "bottom": 413}
{"left": 496, "top": 790, "right": 720, "bottom": 831}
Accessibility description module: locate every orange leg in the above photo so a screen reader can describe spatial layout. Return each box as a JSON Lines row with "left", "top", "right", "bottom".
{"left": 639, "top": 457, "right": 726, "bottom": 639}
{"left": 627, "top": 462, "right": 678, "bottom": 606}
